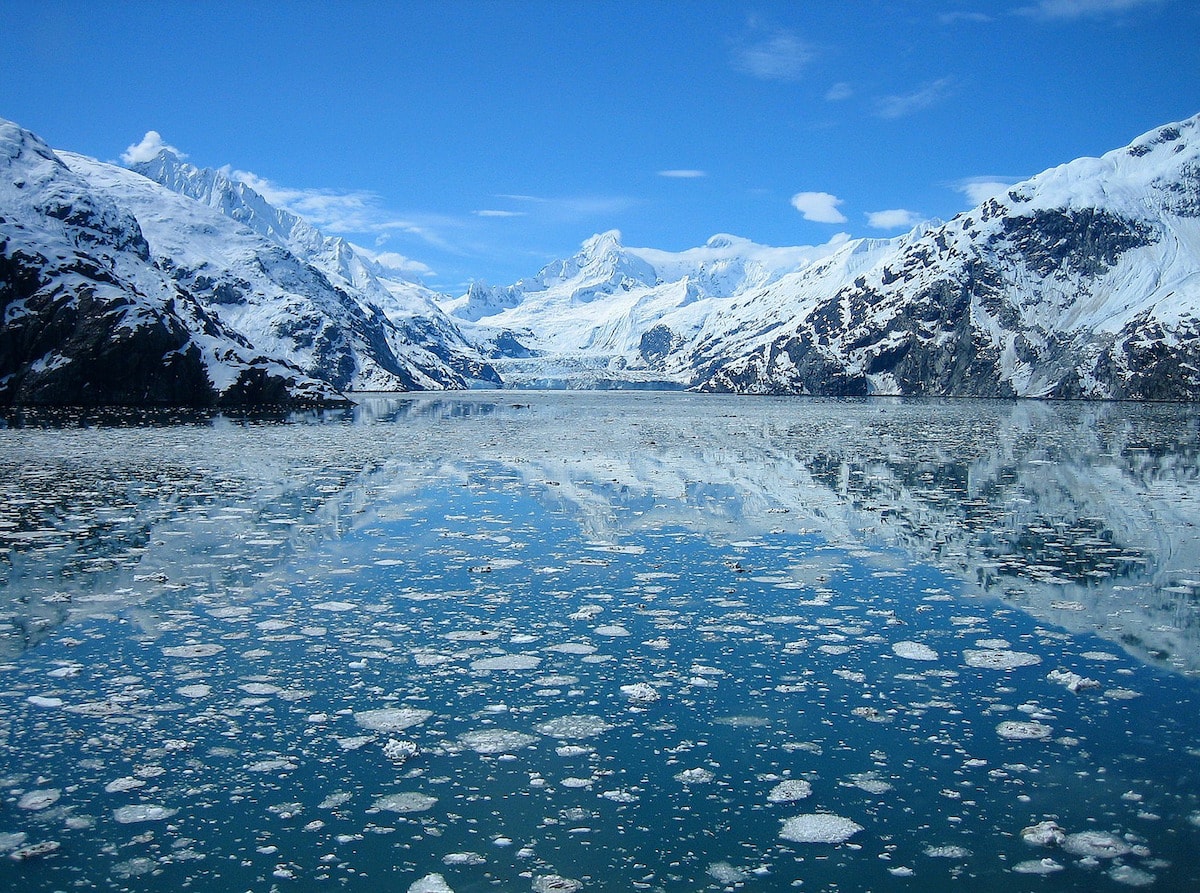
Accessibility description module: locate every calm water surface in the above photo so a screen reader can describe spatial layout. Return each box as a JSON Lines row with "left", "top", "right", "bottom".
{"left": 1, "top": 392, "right": 1199, "bottom": 892}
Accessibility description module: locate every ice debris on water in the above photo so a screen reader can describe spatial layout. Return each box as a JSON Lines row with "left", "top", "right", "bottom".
{"left": 619, "top": 682, "right": 660, "bottom": 703}
{"left": 996, "top": 720, "right": 1053, "bottom": 740}
{"left": 459, "top": 729, "right": 539, "bottom": 754}
{"left": 162, "top": 644, "right": 225, "bottom": 658}
{"left": 1012, "top": 858, "right": 1064, "bottom": 874}
{"left": 779, "top": 813, "right": 864, "bottom": 844}
{"left": 1046, "top": 668, "right": 1100, "bottom": 692}
{"left": 17, "top": 789, "right": 60, "bottom": 810}
{"left": 407, "top": 873, "right": 454, "bottom": 893}
{"left": 532, "top": 876, "right": 583, "bottom": 893}
{"left": 372, "top": 792, "right": 437, "bottom": 813}
{"left": 113, "top": 805, "right": 178, "bottom": 823}
{"left": 536, "top": 715, "right": 613, "bottom": 739}
{"left": 354, "top": 707, "right": 433, "bottom": 733}
{"left": 675, "top": 767, "right": 715, "bottom": 785}
{"left": 381, "top": 738, "right": 419, "bottom": 763}
{"left": 892, "top": 641, "right": 938, "bottom": 661}
{"left": 964, "top": 649, "right": 1042, "bottom": 670}
{"left": 767, "top": 779, "right": 813, "bottom": 803}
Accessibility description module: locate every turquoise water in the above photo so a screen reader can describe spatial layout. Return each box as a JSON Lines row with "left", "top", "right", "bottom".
{"left": 1, "top": 393, "right": 1199, "bottom": 892}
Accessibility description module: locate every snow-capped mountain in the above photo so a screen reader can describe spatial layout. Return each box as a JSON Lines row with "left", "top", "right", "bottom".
{"left": 0, "top": 119, "right": 344, "bottom": 407}
{"left": 695, "top": 115, "right": 1200, "bottom": 399}
{"left": 453, "top": 114, "right": 1200, "bottom": 400}
{"left": 442, "top": 229, "right": 849, "bottom": 388}
{"left": 131, "top": 151, "right": 498, "bottom": 388}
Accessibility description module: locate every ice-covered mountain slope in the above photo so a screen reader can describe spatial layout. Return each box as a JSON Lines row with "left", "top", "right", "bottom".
{"left": 696, "top": 115, "right": 1200, "bottom": 399}
{"left": 0, "top": 119, "right": 344, "bottom": 407}
{"left": 443, "top": 229, "right": 849, "bottom": 387}
{"left": 128, "top": 151, "right": 499, "bottom": 388}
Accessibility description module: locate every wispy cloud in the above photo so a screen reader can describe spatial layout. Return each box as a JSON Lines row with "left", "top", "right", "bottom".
{"left": 866, "top": 209, "right": 923, "bottom": 230}
{"left": 952, "top": 176, "right": 1022, "bottom": 205}
{"left": 473, "top": 209, "right": 527, "bottom": 218}
{"left": 658, "top": 169, "right": 707, "bottom": 179}
{"left": 495, "top": 192, "right": 641, "bottom": 219}
{"left": 825, "top": 82, "right": 854, "bottom": 102}
{"left": 732, "top": 27, "right": 812, "bottom": 82}
{"left": 791, "top": 191, "right": 848, "bottom": 224}
{"left": 1016, "top": 0, "right": 1166, "bottom": 19}
{"left": 940, "top": 11, "right": 996, "bottom": 23}
{"left": 875, "top": 77, "right": 955, "bottom": 119}
{"left": 228, "top": 168, "right": 457, "bottom": 251}
{"left": 121, "top": 130, "right": 186, "bottom": 164}
{"left": 350, "top": 243, "right": 436, "bottom": 280}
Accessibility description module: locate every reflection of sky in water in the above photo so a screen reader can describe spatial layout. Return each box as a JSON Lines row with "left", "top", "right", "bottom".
{"left": 1, "top": 394, "right": 1199, "bottom": 891}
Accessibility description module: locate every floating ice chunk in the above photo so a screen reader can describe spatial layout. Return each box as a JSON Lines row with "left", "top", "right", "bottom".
{"left": 176, "top": 684, "right": 211, "bottom": 699}
{"left": 892, "top": 641, "right": 938, "bottom": 661}
{"left": 1109, "top": 865, "right": 1156, "bottom": 887}
{"left": 536, "top": 715, "right": 613, "bottom": 739}
{"left": 997, "top": 721, "right": 1053, "bottom": 740}
{"left": 239, "top": 682, "right": 281, "bottom": 695}
{"left": 104, "top": 777, "right": 145, "bottom": 793}
{"left": 8, "top": 840, "right": 60, "bottom": 860}
{"left": 600, "top": 789, "right": 639, "bottom": 803}
{"left": 1061, "top": 831, "right": 1132, "bottom": 859}
{"left": 767, "top": 779, "right": 813, "bottom": 803}
{"left": 1082, "top": 651, "right": 1120, "bottom": 661}
{"left": 1046, "top": 669, "right": 1100, "bottom": 692}
{"left": 470, "top": 654, "right": 542, "bottom": 671}
{"left": 113, "top": 804, "right": 178, "bottom": 823}
{"left": 594, "top": 625, "right": 630, "bottom": 637}
{"left": 546, "top": 643, "right": 597, "bottom": 655}
{"left": 847, "top": 772, "right": 893, "bottom": 794}
{"left": 407, "top": 873, "right": 454, "bottom": 893}
{"left": 924, "top": 845, "right": 971, "bottom": 858}
{"left": 0, "top": 832, "right": 27, "bottom": 853}
{"left": 458, "top": 729, "right": 538, "bottom": 754}
{"left": 18, "top": 789, "right": 60, "bottom": 810}
{"left": 442, "top": 852, "right": 486, "bottom": 865}
{"left": 319, "top": 792, "right": 352, "bottom": 809}
{"left": 619, "top": 683, "right": 660, "bottom": 704}
{"left": 708, "top": 862, "right": 749, "bottom": 883}
{"left": 675, "top": 768, "right": 715, "bottom": 785}
{"left": 381, "top": 739, "right": 419, "bottom": 764}
{"left": 313, "top": 601, "right": 356, "bottom": 612}
{"left": 26, "top": 696, "right": 63, "bottom": 708}
{"left": 162, "top": 644, "right": 225, "bottom": 658}
{"left": 964, "top": 650, "right": 1042, "bottom": 670}
{"left": 779, "top": 813, "right": 864, "bottom": 844}
{"left": 1012, "top": 858, "right": 1064, "bottom": 874}
{"left": 888, "top": 866, "right": 915, "bottom": 877}
{"left": 532, "top": 875, "right": 582, "bottom": 893}
{"left": 372, "top": 792, "right": 437, "bottom": 813}
{"left": 1021, "top": 821, "right": 1066, "bottom": 846}
{"left": 354, "top": 707, "right": 433, "bottom": 733}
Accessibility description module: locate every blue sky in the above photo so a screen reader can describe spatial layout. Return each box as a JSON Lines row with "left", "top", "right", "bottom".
{"left": 3, "top": 0, "right": 1198, "bottom": 289}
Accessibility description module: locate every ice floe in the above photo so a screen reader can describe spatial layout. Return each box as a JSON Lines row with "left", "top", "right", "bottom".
{"left": 354, "top": 707, "right": 433, "bottom": 733}
{"left": 892, "top": 641, "right": 938, "bottom": 661}
{"left": 767, "top": 779, "right": 813, "bottom": 803}
{"left": 996, "top": 720, "right": 1053, "bottom": 740}
{"left": 113, "top": 804, "right": 178, "bottom": 823}
{"left": 779, "top": 813, "right": 864, "bottom": 844}
{"left": 372, "top": 792, "right": 437, "bottom": 813}
{"left": 458, "top": 730, "right": 538, "bottom": 754}
{"left": 964, "top": 649, "right": 1042, "bottom": 669}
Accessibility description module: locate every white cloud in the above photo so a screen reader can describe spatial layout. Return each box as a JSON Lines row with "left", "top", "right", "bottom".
{"left": 121, "top": 131, "right": 186, "bottom": 165}
{"left": 866, "top": 209, "right": 923, "bottom": 229}
{"left": 791, "top": 191, "right": 848, "bottom": 224}
{"left": 227, "top": 168, "right": 457, "bottom": 250}
{"left": 473, "top": 209, "right": 527, "bottom": 217}
{"left": 658, "top": 169, "right": 707, "bottom": 179}
{"left": 732, "top": 29, "right": 812, "bottom": 81}
{"left": 350, "top": 243, "right": 436, "bottom": 279}
{"left": 875, "top": 78, "right": 954, "bottom": 119}
{"left": 825, "top": 82, "right": 854, "bottom": 102}
{"left": 1017, "top": 0, "right": 1165, "bottom": 19}
{"left": 953, "top": 176, "right": 1021, "bottom": 205}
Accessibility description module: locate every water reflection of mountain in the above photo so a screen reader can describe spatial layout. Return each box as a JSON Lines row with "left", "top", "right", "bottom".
{"left": 2, "top": 394, "right": 1198, "bottom": 673}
